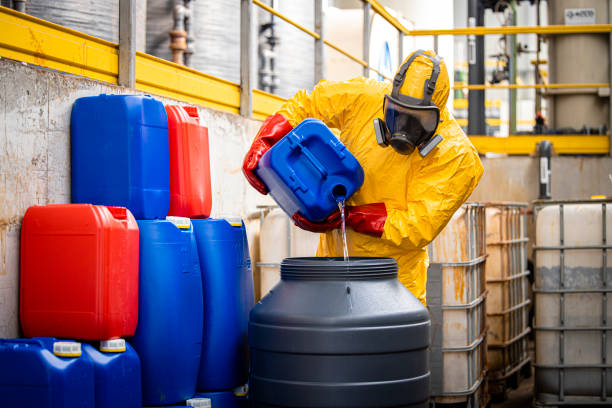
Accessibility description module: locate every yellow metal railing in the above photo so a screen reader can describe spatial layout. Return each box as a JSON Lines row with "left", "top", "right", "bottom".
{"left": 252, "top": 0, "right": 391, "bottom": 81}
{"left": 453, "top": 83, "right": 610, "bottom": 91}
{"left": 0, "top": 6, "right": 284, "bottom": 121}
{"left": 469, "top": 135, "right": 609, "bottom": 155}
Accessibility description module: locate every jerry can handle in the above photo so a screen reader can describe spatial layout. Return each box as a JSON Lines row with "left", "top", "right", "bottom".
{"left": 299, "top": 145, "right": 328, "bottom": 179}
{"left": 183, "top": 106, "right": 199, "bottom": 118}
{"left": 107, "top": 206, "right": 128, "bottom": 220}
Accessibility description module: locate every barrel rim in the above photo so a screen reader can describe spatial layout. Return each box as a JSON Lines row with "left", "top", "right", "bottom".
{"left": 280, "top": 257, "right": 398, "bottom": 280}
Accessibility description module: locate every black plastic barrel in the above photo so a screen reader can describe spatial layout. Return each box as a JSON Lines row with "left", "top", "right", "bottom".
{"left": 249, "top": 257, "right": 430, "bottom": 408}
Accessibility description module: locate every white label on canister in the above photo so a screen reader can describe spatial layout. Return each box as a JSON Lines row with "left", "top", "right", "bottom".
{"left": 564, "top": 8, "right": 595, "bottom": 25}
{"left": 540, "top": 157, "right": 549, "bottom": 184}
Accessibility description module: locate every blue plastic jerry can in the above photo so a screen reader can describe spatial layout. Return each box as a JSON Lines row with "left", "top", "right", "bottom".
{"left": 255, "top": 118, "right": 364, "bottom": 222}
{"left": 82, "top": 339, "right": 142, "bottom": 408}
{"left": 0, "top": 338, "right": 95, "bottom": 408}
{"left": 192, "top": 218, "right": 254, "bottom": 391}
{"left": 132, "top": 216, "right": 204, "bottom": 405}
{"left": 71, "top": 93, "right": 170, "bottom": 219}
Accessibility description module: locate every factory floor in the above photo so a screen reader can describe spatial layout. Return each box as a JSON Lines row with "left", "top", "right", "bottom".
{"left": 490, "top": 373, "right": 534, "bottom": 408}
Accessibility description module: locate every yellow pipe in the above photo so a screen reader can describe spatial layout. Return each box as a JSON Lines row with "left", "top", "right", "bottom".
{"left": 322, "top": 39, "right": 391, "bottom": 80}
{"left": 406, "top": 24, "right": 612, "bottom": 36}
{"left": 453, "top": 83, "right": 610, "bottom": 90}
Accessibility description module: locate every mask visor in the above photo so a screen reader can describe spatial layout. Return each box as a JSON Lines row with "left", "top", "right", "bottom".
{"left": 384, "top": 95, "right": 440, "bottom": 146}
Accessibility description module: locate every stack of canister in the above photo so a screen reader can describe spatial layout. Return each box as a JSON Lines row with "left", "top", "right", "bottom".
{"left": 2, "top": 94, "right": 254, "bottom": 408}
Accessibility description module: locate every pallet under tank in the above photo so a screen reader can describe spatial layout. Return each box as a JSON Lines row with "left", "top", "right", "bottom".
{"left": 534, "top": 200, "right": 612, "bottom": 406}
{"left": 485, "top": 202, "right": 531, "bottom": 399}
{"left": 429, "top": 203, "right": 489, "bottom": 408}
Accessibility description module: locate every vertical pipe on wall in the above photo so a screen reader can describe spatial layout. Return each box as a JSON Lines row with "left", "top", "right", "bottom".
{"left": 314, "top": 0, "right": 325, "bottom": 83}
{"left": 363, "top": 1, "right": 371, "bottom": 78}
{"left": 240, "top": 0, "right": 253, "bottom": 117}
{"left": 119, "top": 0, "right": 136, "bottom": 88}
{"left": 468, "top": 0, "right": 486, "bottom": 135}
{"left": 509, "top": 0, "right": 518, "bottom": 136}
{"left": 609, "top": 0, "right": 612, "bottom": 155}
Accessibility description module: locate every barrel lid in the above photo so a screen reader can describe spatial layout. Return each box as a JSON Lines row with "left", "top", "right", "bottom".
{"left": 281, "top": 257, "right": 398, "bottom": 280}
{"left": 186, "top": 398, "right": 212, "bottom": 407}
{"left": 53, "top": 341, "right": 82, "bottom": 357}
{"left": 233, "top": 383, "right": 249, "bottom": 397}
{"left": 99, "top": 339, "right": 126, "bottom": 353}
{"left": 166, "top": 216, "right": 191, "bottom": 229}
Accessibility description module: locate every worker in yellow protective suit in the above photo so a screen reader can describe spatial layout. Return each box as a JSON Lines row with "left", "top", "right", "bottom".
{"left": 242, "top": 50, "right": 483, "bottom": 304}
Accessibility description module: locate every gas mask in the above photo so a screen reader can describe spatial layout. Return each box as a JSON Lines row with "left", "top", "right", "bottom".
{"left": 373, "top": 50, "right": 444, "bottom": 157}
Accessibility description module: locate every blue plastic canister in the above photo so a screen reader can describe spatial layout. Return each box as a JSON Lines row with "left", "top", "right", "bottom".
{"left": 132, "top": 217, "right": 204, "bottom": 405}
{"left": 82, "top": 339, "right": 142, "bottom": 408}
{"left": 0, "top": 338, "right": 94, "bottom": 408}
{"left": 255, "top": 118, "right": 365, "bottom": 222}
{"left": 71, "top": 94, "right": 170, "bottom": 219}
{"left": 192, "top": 219, "right": 254, "bottom": 391}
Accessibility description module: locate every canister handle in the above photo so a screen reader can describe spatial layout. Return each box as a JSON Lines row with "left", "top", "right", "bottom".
{"left": 299, "top": 145, "right": 328, "bottom": 179}
{"left": 107, "top": 206, "right": 128, "bottom": 220}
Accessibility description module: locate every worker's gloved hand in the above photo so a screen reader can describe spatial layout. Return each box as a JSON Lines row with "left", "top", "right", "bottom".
{"left": 346, "top": 203, "right": 387, "bottom": 237}
{"left": 292, "top": 211, "right": 341, "bottom": 233}
{"left": 242, "top": 113, "right": 293, "bottom": 195}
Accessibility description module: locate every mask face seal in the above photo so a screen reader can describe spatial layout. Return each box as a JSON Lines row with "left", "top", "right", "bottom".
{"left": 374, "top": 50, "right": 444, "bottom": 157}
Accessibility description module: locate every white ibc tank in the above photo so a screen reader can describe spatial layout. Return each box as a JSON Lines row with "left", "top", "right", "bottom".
{"left": 534, "top": 200, "right": 612, "bottom": 405}
{"left": 258, "top": 208, "right": 320, "bottom": 298}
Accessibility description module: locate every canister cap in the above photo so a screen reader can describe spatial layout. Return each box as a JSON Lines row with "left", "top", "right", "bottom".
{"left": 224, "top": 216, "right": 243, "bottom": 227}
{"left": 166, "top": 216, "right": 191, "bottom": 229}
{"left": 186, "top": 398, "right": 212, "bottom": 407}
{"left": 100, "top": 339, "right": 126, "bottom": 353}
{"left": 233, "top": 383, "right": 249, "bottom": 397}
{"left": 53, "top": 341, "right": 82, "bottom": 357}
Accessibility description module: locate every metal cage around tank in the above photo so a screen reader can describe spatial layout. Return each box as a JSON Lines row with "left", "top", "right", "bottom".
{"left": 428, "top": 203, "right": 489, "bottom": 407}
{"left": 484, "top": 202, "right": 531, "bottom": 397}
{"left": 533, "top": 200, "right": 612, "bottom": 406}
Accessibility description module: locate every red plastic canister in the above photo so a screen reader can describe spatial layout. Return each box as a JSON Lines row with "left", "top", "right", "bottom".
{"left": 20, "top": 204, "right": 139, "bottom": 340}
{"left": 166, "top": 105, "right": 212, "bottom": 218}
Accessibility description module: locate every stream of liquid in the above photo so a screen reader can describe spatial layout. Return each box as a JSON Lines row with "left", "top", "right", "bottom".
{"left": 338, "top": 200, "right": 349, "bottom": 262}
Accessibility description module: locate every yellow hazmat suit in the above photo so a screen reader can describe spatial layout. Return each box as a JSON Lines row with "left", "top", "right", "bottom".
{"left": 273, "top": 50, "right": 483, "bottom": 304}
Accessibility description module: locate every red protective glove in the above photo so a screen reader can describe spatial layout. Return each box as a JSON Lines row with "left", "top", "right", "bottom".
{"left": 242, "top": 113, "right": 294, "bottom": 195}
{"left": 292, "top": 211, "right": 341, "bottom": 233}
{"left": 346, "top": 203, "right": 387, "bottom": 237}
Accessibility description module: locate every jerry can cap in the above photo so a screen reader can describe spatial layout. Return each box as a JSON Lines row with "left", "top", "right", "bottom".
{"left": 186, "top": 398, "right": 212, "bottom": 407}
{"left": 166, "top": 216, "right": 191, "bottom": 229}
{"left": 233, "top": 383, "right": 249, "bottom": 397}
{"left": 53, "top": 341, "right": 82, "bottom": 357}
{"left": 224, "top": 216, "right": 243, "bottom": 227}
{"left": 100, "top": 338, "right": 126, "bottom": 353}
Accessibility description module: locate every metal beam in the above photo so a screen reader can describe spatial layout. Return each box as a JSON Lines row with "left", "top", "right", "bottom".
{"left": 362, "top": 1, "right": 370, "bottom": 77}
{"left": 118, "top": 0, "right": 136, "bottom": 88}
{"left": 240, "top": 0, "right": 252, "bottom": 117}
{"left": 469, "top": 135, "right": 609, "bottom": 155}
{"left": 314, "top": 0, "right": 324, "bottom": 83}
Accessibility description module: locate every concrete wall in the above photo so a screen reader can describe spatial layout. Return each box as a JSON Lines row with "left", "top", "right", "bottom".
{"left": 470, "top": 156, "right": 612, "bottom": 203}
{"left": 0, "top": 58, "right": 274, "bottom": 337}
